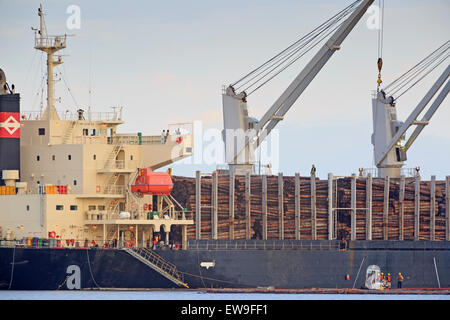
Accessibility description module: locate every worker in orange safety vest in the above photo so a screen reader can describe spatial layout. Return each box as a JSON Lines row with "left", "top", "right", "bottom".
{"left": 397, "top": 272, "right": 404, "bottom": 289}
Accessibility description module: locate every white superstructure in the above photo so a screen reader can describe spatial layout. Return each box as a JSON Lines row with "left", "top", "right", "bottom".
{"left": 0, "top": 6, "right": 194, "bottom": 248}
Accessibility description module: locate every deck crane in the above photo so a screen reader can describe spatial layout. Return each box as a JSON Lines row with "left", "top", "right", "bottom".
{"left": 222, "top": 0, "right": 375, "bottom": 175}
{"left": 371, "top": 40, "right": 449, "bottom": 178}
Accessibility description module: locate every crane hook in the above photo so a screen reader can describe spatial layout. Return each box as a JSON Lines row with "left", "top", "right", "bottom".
{"left": 377, "top": 57, "right": 383, "bottom": 90}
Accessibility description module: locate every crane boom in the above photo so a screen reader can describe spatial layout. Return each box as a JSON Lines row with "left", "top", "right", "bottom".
{"left": 404, "top": 79, "right": 450, "bottom": 152}
{"left": 222, "top": 0, "right": 375, "bottom": 174}
{"left": 255, "top": 0, "right": 374, "bottom": 142}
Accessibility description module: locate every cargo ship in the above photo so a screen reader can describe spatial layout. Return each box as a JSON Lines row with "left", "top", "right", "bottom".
{"left": 1, "top": 1, "right": 449, "bottom": 291}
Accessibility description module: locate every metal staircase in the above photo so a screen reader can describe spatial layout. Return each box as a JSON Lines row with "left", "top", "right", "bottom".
{"left": 123, "top": 247, "right": 189, "bottom": 288}
{"left": 104, "top": 141, "right": 123, "bottom": 169}
{"left": 126, "top": 169, "right": 142, "bottom": 217}
{"left": 103, "top": 173, "right": 121, "bottom": 194}
{"left": 62, "top": 121, "right": 75, "bottom": 144}
{"left": 107, "top": 199, "right": 120, "bottom": 219}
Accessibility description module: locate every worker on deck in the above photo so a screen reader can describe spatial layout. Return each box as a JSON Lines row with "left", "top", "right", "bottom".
{"left": 161, "top": 130, "right": 166, "bottom": 144}
{"left": 397, "top": 272, "right": 404, "bottom": 289}
{"left": 310, "top": 164, "right": 316, "bottom": 176}
{"left": 387, "top": 273, "right": 392, "bottom": 289}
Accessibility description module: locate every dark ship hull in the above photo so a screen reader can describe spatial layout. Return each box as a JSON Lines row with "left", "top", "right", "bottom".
{"left": 1, "top": 240, "right": 449, "bottom": 290}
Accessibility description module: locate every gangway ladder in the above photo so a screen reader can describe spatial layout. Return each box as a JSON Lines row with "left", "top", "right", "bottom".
{"left": 123, "top": 247, "right": 189, "bottom": 288}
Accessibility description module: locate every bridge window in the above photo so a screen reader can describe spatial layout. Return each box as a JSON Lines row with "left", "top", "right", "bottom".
{"left": 38, "top": 128, "right": 45, "bottom": 135}
{"left": 56, "top": 205, "right": 64, "bottom": 211}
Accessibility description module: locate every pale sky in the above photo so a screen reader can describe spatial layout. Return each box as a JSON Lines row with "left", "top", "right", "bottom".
{"left": 1, "top": 0, "right": 449, "bottom": 179}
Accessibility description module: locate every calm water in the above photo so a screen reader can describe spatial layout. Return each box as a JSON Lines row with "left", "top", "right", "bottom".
{"left": 0, "top": 290, "right": 448, "bottom": 300}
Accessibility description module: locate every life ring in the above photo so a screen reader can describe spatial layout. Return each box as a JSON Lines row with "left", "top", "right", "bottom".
{"left": 126, "top": 240, "right": 134, "bottom": 248}
{"left": 48, "top": 231, "right": 56, "bottom": 239}
{"left": 96, "top": 185, "right": 101, "bottom": 193}
{"left": 176, "top": 136, "right": 183, "bottom": 144}
{"left": 143, "top": 203, "right": 148, "bottom": 210}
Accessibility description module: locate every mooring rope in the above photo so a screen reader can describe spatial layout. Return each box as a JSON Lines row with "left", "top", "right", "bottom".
{"left": 86, "top": 249, "right": 101, "bottom": 289}
{"left": 8, "top": 245, "right": 16, "bottom": 290}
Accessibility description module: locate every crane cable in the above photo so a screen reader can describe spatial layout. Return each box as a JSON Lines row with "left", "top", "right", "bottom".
{"left": 230, "top": 0, "right": 363, "bottom": 96}
{"left": 382, "top": 40, "right": 449, "bottom": 100}
{"left": 376, "top": 0, "right": 384, "bottom": 91}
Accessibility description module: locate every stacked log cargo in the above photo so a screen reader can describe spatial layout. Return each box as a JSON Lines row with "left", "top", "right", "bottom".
{"left": 171, "top": 174, "right": 449, "bottom": 241}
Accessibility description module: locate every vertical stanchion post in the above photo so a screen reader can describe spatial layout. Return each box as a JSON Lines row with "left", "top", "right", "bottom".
{"left": 399, "top": 175, "right": 405, "bottom": 241}
{"left": 328, "top": 173, "right": 334, "bottom": 240}
{"left": 366, "top": 173, "right": 373, "bottom": 240}
{"left": 245, "top": 172, "right": 251, "bottom": 239}
{"left": 430, "top": 175, "right": 436, "bottom": 241}
{"left": 212, "top": 171, "right": 218, "bottom": 240}
{"left": 446, "top": 176, "right": 450, "bottom": 241}
{"left": 262, "top": 175, "right": 268, "bottom": 240}
{"left": 229, "top": 168, "right": 235, "bottom": 239}
{"left": 383, "top": 176, "right": 390, "bottom": 240}
{"left": 295, "top": 173, "right": 301, "bottom": 240}
{"left": 311, "top": 173, "right": 316, "bottom": 240}
{"left": 351, "top": 174, "right": 357, "bottom": 241}
{"left": 278, "top": 172, "right": 284, "bottom": 240}
{"left": 415, "top": 174, "right": 421, "bottom": 241}
{"left": 195, "top": 170, "right": 201, "bottom": 239}
{"left": 182, "top": 225, "right": 187, "bottom": 250}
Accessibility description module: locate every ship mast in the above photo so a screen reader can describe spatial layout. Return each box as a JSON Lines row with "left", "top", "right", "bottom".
{"left": 33, "top": 4, "right": 67, "bottom": 120}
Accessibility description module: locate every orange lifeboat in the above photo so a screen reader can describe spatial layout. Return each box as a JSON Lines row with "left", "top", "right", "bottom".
{"left": 131, "top": 168, "right": 173, "bottom": 195}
